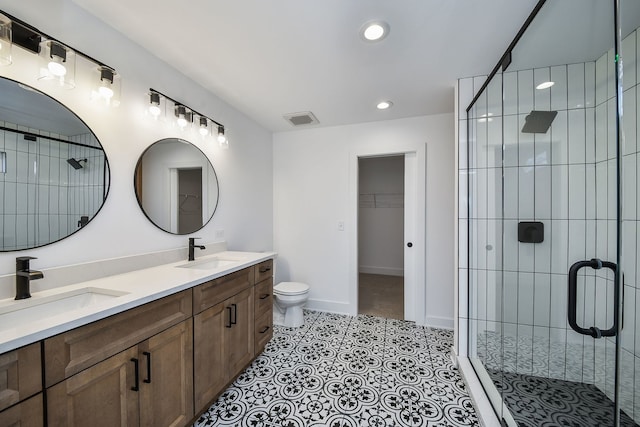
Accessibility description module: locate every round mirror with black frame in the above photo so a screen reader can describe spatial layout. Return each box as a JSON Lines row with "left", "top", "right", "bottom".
{"left": 134, "top": 138, "right": 219, "bottom": 235}
{"left": 0, "top": 77, "right": 110, "bottom": 251}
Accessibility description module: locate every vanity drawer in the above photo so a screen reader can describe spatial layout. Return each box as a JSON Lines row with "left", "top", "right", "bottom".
{"left": 0, "top": 342, "right": 42, "bottom": 412}
{"left": 254, "top": 259, "right": 273, "bottom": 284}
{"left": 254, "top": 277, "right": 273, "bottom": 319}
{"left": 44, "top": 290, "right": 192, "bottom": 387}
{"left": 193, "top": 267, "right": 253, "bottom": 314}
{"left": 254, "top": 310, "right": 273, "bottom": 353}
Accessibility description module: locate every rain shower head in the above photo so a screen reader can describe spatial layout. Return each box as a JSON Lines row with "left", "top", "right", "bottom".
{"left": 67, "top": 158, "right": 87, "bottom": 170}
{"left": 522, "top": 110, "right": 558, "bottom": 134}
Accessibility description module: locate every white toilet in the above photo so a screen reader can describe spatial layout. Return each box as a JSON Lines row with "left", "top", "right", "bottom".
{"left": 273, "top": 282, "right": 310, "bottom": 328}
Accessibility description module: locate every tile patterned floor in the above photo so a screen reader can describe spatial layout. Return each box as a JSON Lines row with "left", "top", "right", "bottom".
{"left": 194, "top": 310, "right": 479, "bottom": 427}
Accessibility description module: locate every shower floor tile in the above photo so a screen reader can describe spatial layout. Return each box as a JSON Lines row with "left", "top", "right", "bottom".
{"left": 193, "top": 310, "right": 479, "bottom": 427}
{"left": 489, "top": 370, "right": 639, "bottom": 427}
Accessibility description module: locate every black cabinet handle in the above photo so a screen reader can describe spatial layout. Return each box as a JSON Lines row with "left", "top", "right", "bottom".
{"left": 568, "top": 258, "right": 619, "bottom": 338}
{"left": 259, "top": 293, "right": 270, "bottom": 300}
{"left": 259, "top": 266, "right": 271, "bottom": 273}
{"left": 226, "top": 306, "right": 233, "bottom": 328}
{"left": 143, "top": 351, "right": 151, "bottom": 384}
{"left": 231, "top": 303, "right": 238, "bottom": 325}
{"left": 259, "top": 326, "right": 270, "bottom": 334}
{"left": 407, "top": 242, "right": 413, "bottom": 248}
{"left": 131, "top": 358, "right": 139, "bottom": 391}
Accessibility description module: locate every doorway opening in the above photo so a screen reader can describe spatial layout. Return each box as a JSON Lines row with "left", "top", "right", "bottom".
{"left": 357, "top": 155, "right": 405, "bottom": 320}
{"left": 177, "top": 168, "right": 203, "bottom": 234}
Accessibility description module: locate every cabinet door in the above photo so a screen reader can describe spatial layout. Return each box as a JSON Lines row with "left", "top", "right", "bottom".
{"left": 47, "top": 346, "right": 139, "bottom": 427}
{"left": 0, "top": 393, "right": 44, "bottom": 427}
{"left": 0, "top": 342, "right": 42, "bottom": 412}
{"left": 139, "top": 321, "right": 193, "bottom": 427}
{"left": 193, "top": 302, "right": 226, "bottom": 411}
{"left": 225, "top": 287, "right": 254, "bottom": 378}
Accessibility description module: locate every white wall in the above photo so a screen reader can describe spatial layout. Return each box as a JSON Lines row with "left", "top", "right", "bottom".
{"left": 358, "top": 156, "right": 404, "bottom": 276}
{"left": 0, "top": 0, "right": 273, "bottom": 276}
{"left": 273, "top": 114, "right": 455, "bottom": 327}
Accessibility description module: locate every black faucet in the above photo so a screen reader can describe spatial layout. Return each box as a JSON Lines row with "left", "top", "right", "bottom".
{"left": 15, "top": 256, "right": 44, "bottom": 300}
{"left": 188, "top": 238, "right": 206, "bottom": 261}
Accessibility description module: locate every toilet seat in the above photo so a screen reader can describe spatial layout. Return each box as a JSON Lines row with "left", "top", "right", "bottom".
{"left": 274, "top": 282, "right": 309, "bottom": 296}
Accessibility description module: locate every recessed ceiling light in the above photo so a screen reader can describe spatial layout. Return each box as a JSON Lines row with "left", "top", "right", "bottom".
{"left": 361, "top": 21, "right": 390, "bottom": 42}
{"left": 377, "top": 101, "right": 393, "bottom": 110}
{"left": 536, "top": 81, "right": 555, "bottom": 90}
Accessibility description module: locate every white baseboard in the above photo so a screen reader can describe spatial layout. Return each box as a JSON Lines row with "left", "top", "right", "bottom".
{"left": 358, "top": 266, "right": 404, "bottom": 277}
{"left": 305, "top": 298, "right": 354, "bottom": 316}
{"left": 425, "top": 315, "right": 454, "bottom": 330}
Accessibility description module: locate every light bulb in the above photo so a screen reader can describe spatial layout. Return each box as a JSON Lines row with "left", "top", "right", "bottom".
{"left": 361, "top": 21, "right": 389, "bottom": 42}
{"left": 536, "top": 81, "right": 555, "bottom": 90}
{"left": 149, "top": 105, "right": 161, "bottom": 116}
{"left": 98, "top": 85, "right": 114, "bottom": 99}
{"left": 377, "top": 101, "right": 392, "bottom": 110}
{"left": 149, "top": 92, "right": 161, "bottom": 116}
{"left": 48, "top": 59, "right": 67, "bottom": 77}
{"left": 199, "top": 117, "right": 209, "bottom": 136}
{"left": 364, "top": 24, "right": 385, "bottom": 40}
{"left": 217, "top": 125, "right": 226, "bottom": 144}
{"left": 177, "top": 115, "right": 187, "bottom": 128}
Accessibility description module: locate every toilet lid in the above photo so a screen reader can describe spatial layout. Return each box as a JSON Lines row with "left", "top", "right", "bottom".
{"left": 274, "top": 282, "right": 309, "bottom": 295}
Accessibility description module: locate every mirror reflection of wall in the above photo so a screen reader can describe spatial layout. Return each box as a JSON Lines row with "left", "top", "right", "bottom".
{"left": 0, "top": 77, "right": 110, "bottom": 251}
{"left": 134, "top": 138, "right": 218, "bottom": 235}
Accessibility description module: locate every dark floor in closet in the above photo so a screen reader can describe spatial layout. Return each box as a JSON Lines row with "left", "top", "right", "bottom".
{"left": 358, "top": 273, "right": 404, "bottom": 320}
{"left": 489, "top": 370, "right": 638, "bottom": 427}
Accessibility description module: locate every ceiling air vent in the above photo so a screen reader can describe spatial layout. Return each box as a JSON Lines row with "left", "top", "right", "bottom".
{"left": 283, "top": 111, "right": 319, "bottom": 127}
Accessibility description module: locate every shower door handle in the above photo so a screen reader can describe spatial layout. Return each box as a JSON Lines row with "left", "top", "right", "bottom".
{"left": 568, "top": 258, "right": 619, "bottom": 338}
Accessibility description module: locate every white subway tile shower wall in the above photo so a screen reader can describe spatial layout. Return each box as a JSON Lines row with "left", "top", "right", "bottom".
{"left": 0, "top": 123, "right": 106, "bottom": 250}
{"left": 458, "top": 28, "right": 640, "bottom": 422}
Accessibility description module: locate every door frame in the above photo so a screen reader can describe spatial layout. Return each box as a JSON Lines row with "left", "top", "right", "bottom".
{"left": 348, "top": 147, "right": 426, "bottom": 324}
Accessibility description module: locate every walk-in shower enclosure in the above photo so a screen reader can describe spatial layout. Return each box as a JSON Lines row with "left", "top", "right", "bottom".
{"left": 457, "top": 1, "right": 640, "bottom": 425}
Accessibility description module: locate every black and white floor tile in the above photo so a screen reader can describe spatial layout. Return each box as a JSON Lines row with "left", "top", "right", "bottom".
{"left": 194, "top": 311, "right": 479, "bottom": 426}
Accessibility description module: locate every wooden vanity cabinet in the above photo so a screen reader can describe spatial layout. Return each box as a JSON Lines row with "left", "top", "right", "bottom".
{"left": 254, "top": 276, "right": 274, "bottom": 352}
{"left": 0, "top": 342, "right": 43, "bottom": 426}
{"left": 47, "top": 320, "right": 193, "bottom": 427}
{"left": 193, "top": 268, "right": 254, "bottom": 411}
{"left": 45, "top": 290, "right": 193, "bottom": 427}
{"left": 0, "top": 257, "right": 275, "bottom": 426}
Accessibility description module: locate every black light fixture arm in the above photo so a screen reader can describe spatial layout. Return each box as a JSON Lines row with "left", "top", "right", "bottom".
{"left": 149, "top": 87, "right": 225, "bottom": 129}
{"left": 0, "top": 8, "right": 115, "bottom": 72}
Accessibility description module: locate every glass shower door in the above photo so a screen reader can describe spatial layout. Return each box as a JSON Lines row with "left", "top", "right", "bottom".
{"left": 465, "top": 0, "right": 640, "bottom": 425}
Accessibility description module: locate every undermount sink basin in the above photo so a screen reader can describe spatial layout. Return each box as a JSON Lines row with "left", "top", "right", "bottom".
{"left": 176, "top": 257, "right": 237, "bottom": 270}
{"left": 0, "top": 287, "right": 129, "bottom": 332}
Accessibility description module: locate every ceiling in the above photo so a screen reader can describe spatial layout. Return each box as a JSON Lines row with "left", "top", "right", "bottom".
{"left": 71, "top": 0, "right": 541, "bottom": 132}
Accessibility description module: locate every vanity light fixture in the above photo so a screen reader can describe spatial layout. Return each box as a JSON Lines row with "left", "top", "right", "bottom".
{"left": 217, "top": 125, "right": 228, "bottom": 146}
{"left": 175, "top": 105, "right": 190, "bottom": 128}
{"left": 0, "top": 15, "right": 12, "bottom": 66}
{"left": 150, "top": 87, "right": 227, "bottom": 147}
{"left": 148, "top": 91, "right": 162, "bottom": 117}
{"left": 1, "top": 9, "right": 120, "bottom": 98}
{"left": 199, "top": 117, "right": 210, "bottom": 136}
{"left": 93, "top": 66, "right": 121, "bottom": 106}
{"left": 38, "top": 40, "right": 76, "bottom": 88}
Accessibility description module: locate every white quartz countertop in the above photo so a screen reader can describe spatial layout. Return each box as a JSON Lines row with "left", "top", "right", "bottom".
{"left": 0, "top": 251, "right": 276, "bottom": 353}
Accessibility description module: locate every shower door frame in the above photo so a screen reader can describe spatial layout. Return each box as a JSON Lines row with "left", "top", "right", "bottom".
{"left": 463, "top": 0, "right": 626, "bottom": 425}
